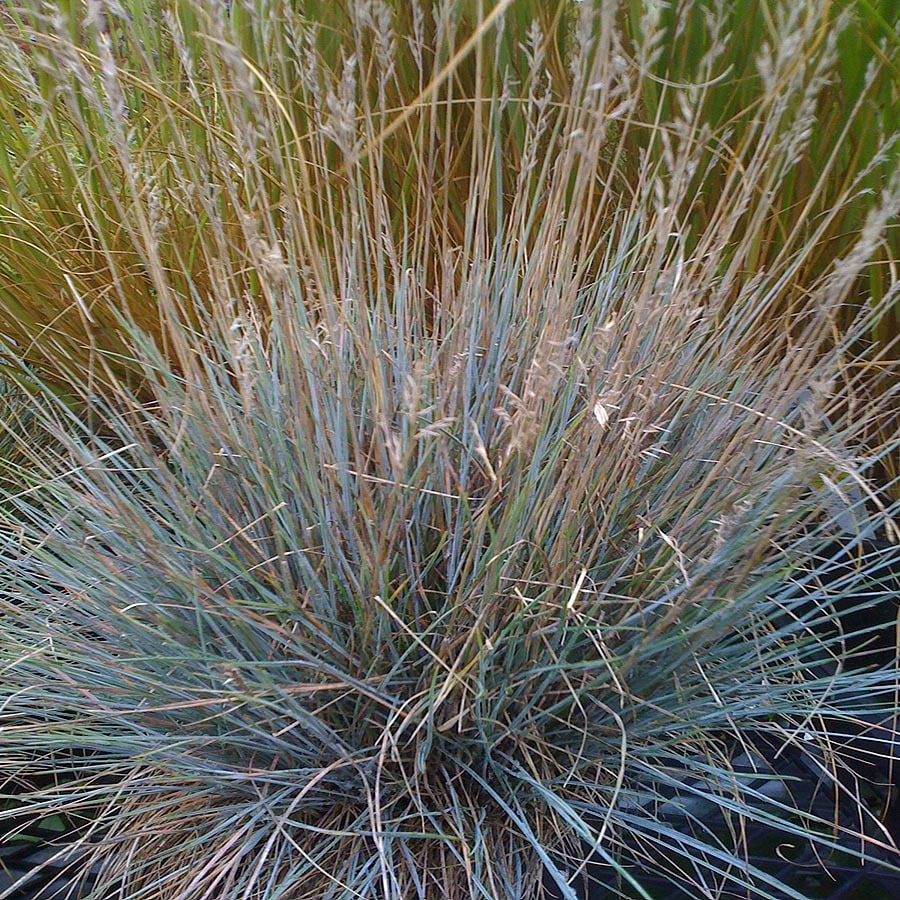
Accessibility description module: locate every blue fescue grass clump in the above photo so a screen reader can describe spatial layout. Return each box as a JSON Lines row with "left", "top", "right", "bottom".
{"left": 0, "top": 2, "right": 899, "bottom": 899}
{"left": 2, "top": 239, "right": 898, "bottom": 899}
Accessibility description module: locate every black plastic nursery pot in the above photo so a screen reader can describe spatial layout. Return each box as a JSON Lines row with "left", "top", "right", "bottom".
{"left": 542, "top": 726, "right": 900, "bottom": 900}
